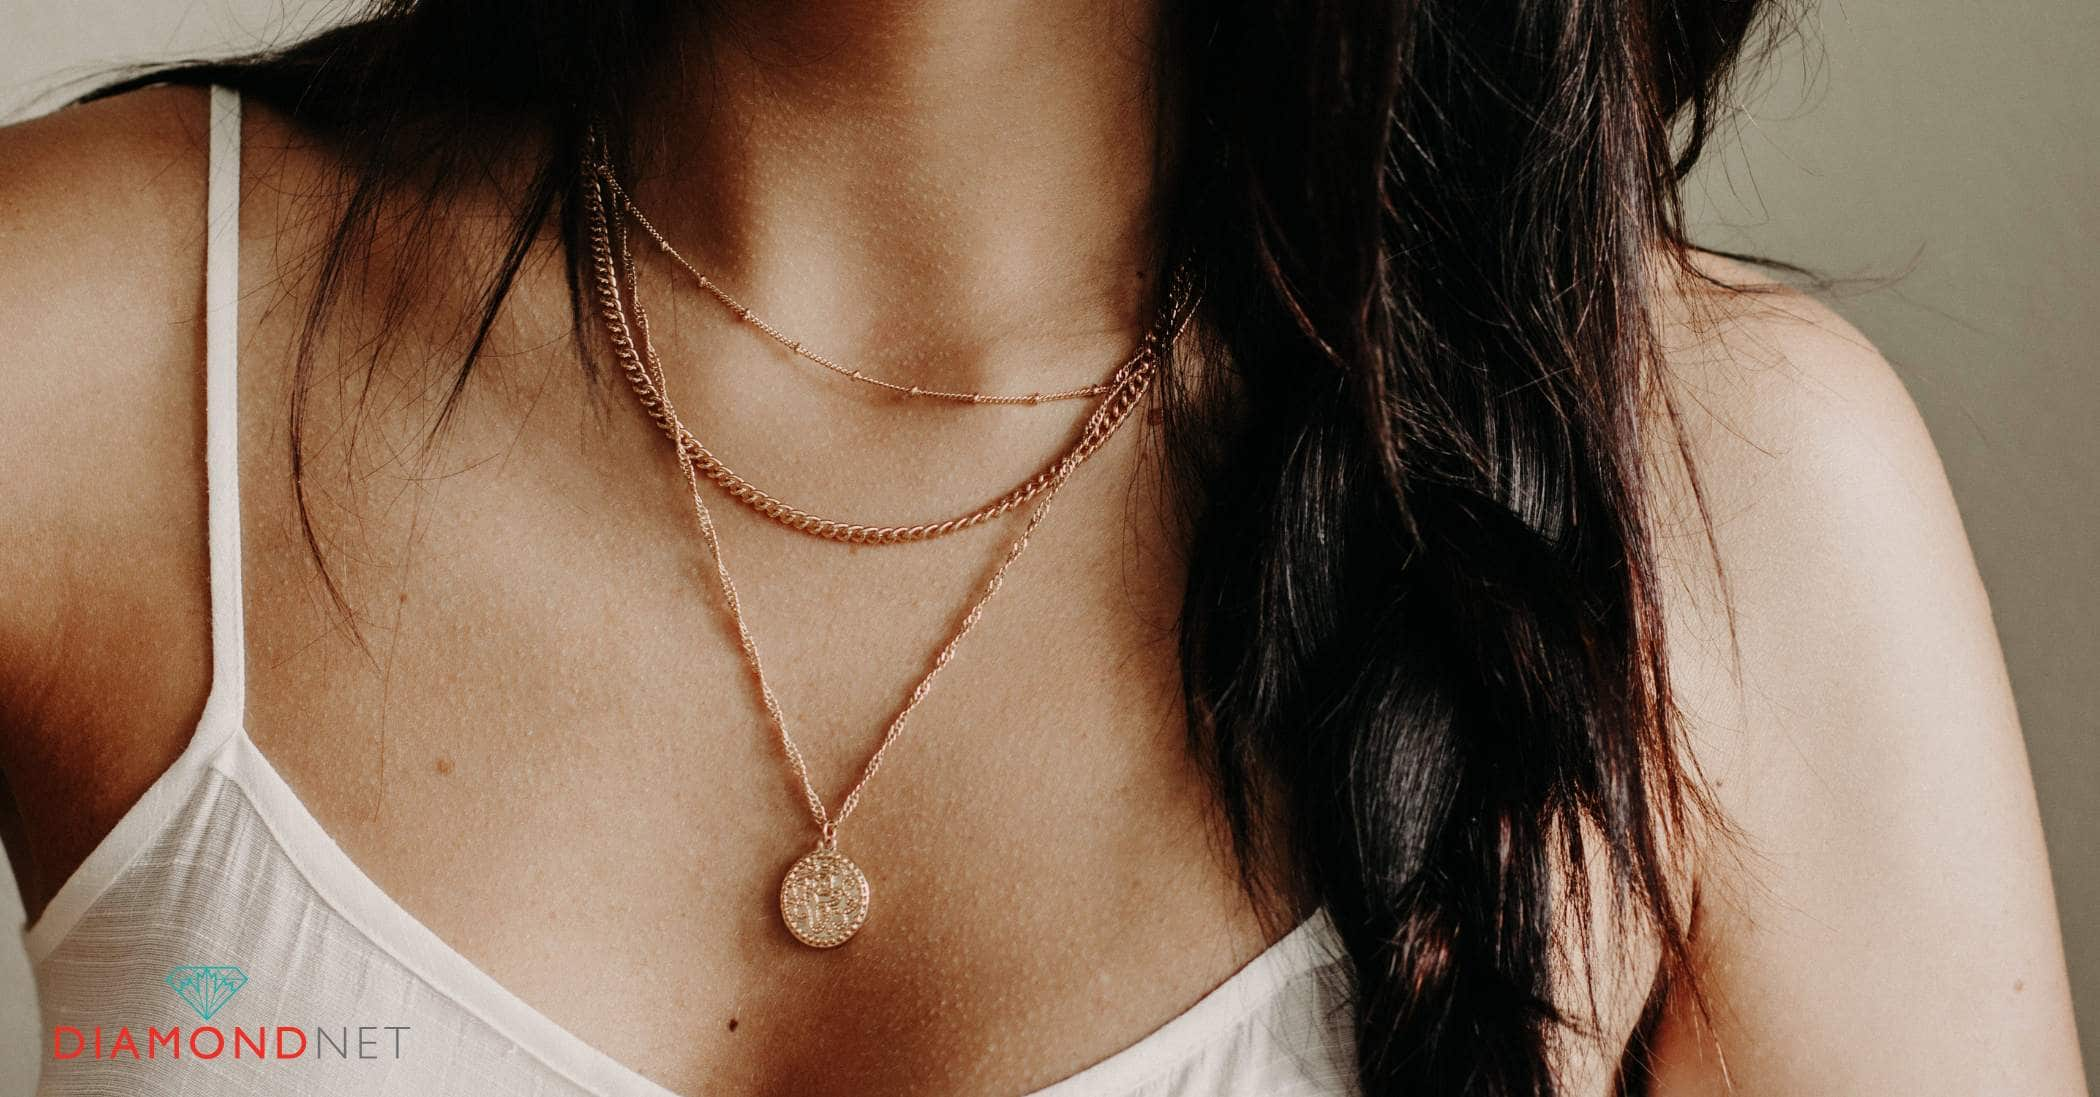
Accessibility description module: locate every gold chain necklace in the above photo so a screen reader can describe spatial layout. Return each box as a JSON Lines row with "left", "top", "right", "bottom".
{"left": 583, "top": 172, "right": 1177, "bottom": 947}
{"left": 590, "top": 162, "right": 1197, "bottom": 545}
{"left": 598, "top": 169, "right": 1138, "bottom": 407}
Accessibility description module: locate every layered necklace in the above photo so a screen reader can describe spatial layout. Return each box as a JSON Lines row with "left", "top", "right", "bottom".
{"left": 581, "top": 158, "right": 1197, "bottom": 948}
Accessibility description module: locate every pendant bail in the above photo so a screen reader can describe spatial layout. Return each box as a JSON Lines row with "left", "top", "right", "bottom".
{"left": 819, "top": 821, "right": 839, "bottom": 850}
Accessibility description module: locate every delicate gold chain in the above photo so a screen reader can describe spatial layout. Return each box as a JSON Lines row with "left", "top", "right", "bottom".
{"left": 589, "top": 165, "right": 1198, "bottom": 546}
{"left": 598, "top": 167, "right": 1154, "bottom": 407}
{"left": 583, "top": 171, "right": 1162, "bottom": 844}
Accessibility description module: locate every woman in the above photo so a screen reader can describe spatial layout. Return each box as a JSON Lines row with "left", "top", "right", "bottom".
{"left": 0, "top": 0, "right": 2085, "bottom": 1093}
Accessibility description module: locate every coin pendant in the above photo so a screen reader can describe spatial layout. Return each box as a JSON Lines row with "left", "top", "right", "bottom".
{"left": 778, "top": 847, "right": 870, "bottom": 948}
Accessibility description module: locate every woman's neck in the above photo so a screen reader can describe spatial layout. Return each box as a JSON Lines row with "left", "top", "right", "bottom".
{"left": 626, "top": 0, "right": 1177, "bottom": 393}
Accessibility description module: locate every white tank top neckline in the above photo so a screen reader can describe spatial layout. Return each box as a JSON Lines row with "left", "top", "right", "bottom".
{"left": 21, "top": 86, "right": 1361, "bottom": 1097}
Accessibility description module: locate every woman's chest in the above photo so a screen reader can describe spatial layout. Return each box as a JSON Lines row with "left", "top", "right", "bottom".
{"left": 224, "top": 413, "right": 1282, "bottom": 1094}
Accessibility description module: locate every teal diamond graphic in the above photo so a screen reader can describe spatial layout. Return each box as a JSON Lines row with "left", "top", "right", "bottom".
{"left": 164, "top": 966, "right": 247, "bottom": 1020}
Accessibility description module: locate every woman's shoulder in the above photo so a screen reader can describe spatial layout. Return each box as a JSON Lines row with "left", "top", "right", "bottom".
{"left": 0, "top": 84, "right": 219, "bottom": 471}
{"left": 1650, "top": 250, "right": 1953, "bottom": 633}
{"left": 1656, "top": 250, "right": 1932, "bottom": 498}
{"left": 0, "top": 84, "right": 228, "bottom": 903}
{"left": 0, "top": 85, "right": 236, "bottom": 375}
{"left": 0, "top": 83, "right": 396, "bottom": 910}
{"left": 0, "top": 82, "right": 330, "bottom": 647}
{"left": 1649, "top": 248, "right": 1980, "bottom": 848}
{"left": 1648, "top": 249, "right": 1968, "bottom": 765}
{"left": 1644, "top": 253, "right": 2084, "bottom": 1090}
{"left": 0, "top": 85, "right": 222, "bottom": 682}
{"left": 0, "top": 83, "right": 359, "bottom": 853}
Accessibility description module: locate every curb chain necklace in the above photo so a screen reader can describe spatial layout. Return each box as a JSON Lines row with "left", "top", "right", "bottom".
{"left": 582, "top": 167, "right": 1197, "bottom": 947}
{"left": 592, "top": 160, "right": 1192, "bottom": 545}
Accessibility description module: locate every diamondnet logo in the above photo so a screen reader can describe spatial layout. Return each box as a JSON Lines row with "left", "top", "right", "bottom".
{"left": 164, "top": 966, "right": 248, "bottom": 1021}
{"left": 49, "top": 966, "right": 410, "bottom": 1065}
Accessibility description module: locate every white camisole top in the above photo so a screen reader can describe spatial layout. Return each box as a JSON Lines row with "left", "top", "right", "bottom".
{"left": 21, "top": 86, "right": 1361, "bottom": 1097}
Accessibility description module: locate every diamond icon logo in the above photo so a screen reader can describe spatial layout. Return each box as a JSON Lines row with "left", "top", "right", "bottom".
{"left": 164, "top": 966, "right": 248, "bottom": 1021}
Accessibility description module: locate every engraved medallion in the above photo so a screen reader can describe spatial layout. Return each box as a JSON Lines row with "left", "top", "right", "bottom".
{"left": 778, "top": 847, "right": 870, "bottom": 948}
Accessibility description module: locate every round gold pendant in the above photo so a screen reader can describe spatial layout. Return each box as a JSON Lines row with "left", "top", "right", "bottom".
{"left": 778, "top": 847, "right": 870, "bottom": 948}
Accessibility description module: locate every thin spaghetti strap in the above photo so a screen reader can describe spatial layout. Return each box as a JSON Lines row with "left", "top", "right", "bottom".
{"left": 203, "top": 84, "right": 247, "bottom": 720}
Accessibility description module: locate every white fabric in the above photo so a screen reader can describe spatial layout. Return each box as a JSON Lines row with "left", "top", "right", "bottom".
{"left": 22, "top": 86, "right": 1361, "bottom": 1097}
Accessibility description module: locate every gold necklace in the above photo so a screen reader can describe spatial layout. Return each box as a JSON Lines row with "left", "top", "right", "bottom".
{"left": 584, "top": 173, "right": 1170, "bottom": 947}
{"left": 592, "top": 166, "right": 1197, "bottom": 546}
{"left": 598, "top": 168, "right": 1146, "bottom": 407}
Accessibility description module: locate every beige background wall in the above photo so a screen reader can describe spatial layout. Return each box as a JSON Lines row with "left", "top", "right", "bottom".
{"left": 1, "top": 0, "right": 2093, "bottom": 1091}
